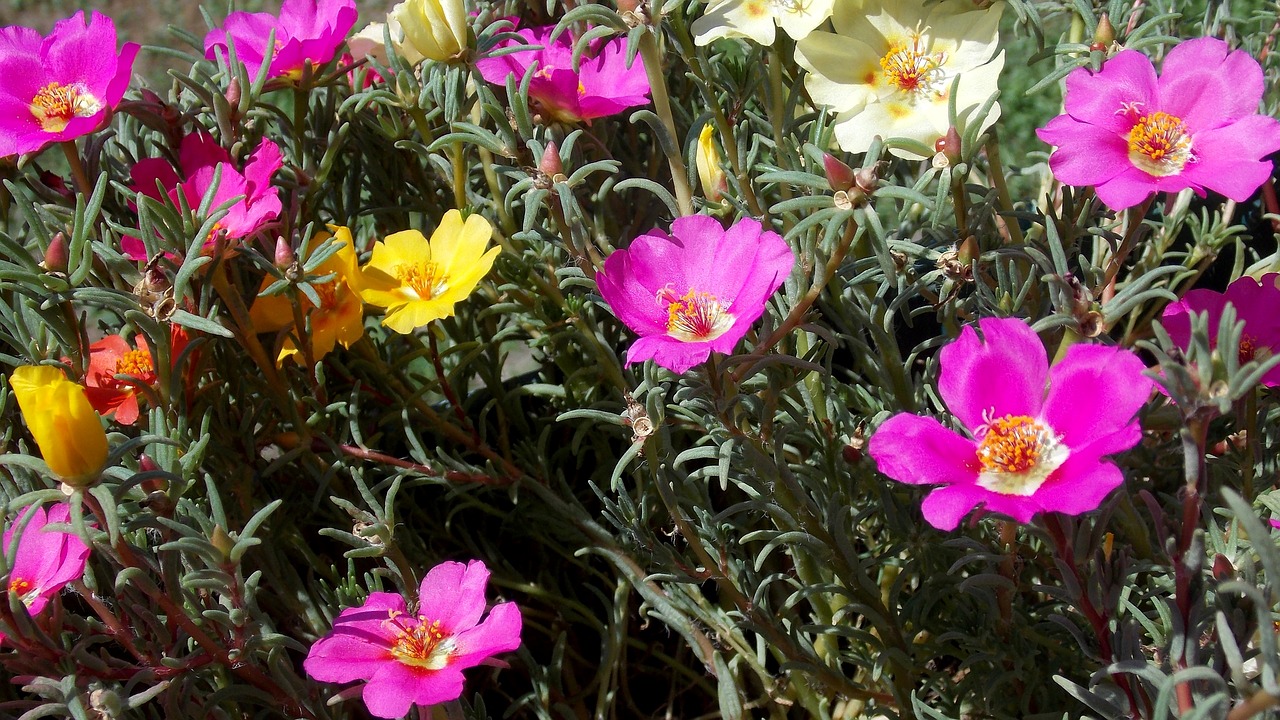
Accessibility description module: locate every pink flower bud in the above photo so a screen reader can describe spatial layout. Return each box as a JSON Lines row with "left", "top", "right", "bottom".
{"left": 823, "top": 153, "right": 856, "bottom": 192}
{"left": 274, "top": 236, "right": 295, "bottom": 268}
{"left": 41, "top": 232, "right": 68, "bottom": 273}
{"left": 540, "top": 142, "right": 563, "bottom": 177}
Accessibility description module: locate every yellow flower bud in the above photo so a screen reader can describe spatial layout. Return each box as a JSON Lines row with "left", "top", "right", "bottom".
{"left": 389, "top": 0, "right": 469, "bottom": 65}
{"left": 695, "top": 123, "right": 726, "bottom": 202}
{"left": 9, "top": 365, "right": 109, "bottom": 486}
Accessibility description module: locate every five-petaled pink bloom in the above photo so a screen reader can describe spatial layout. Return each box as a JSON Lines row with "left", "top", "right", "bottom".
{"left": 204, "top": 0, "right": 358, "bottom": 81}
{"left": 304, "top": 560, "right": 522, "bottom": 719}
{"left": 1161, "top": 274, "right": 1280, "bottom": 387}
{"left": 0, "top": 11, "right": 138, "bottom": 157}
{"left": 596, "top": 215, "right": 796, "bottom": 375}
{"left": 868, "top": 318, "right": 1152, "bottom": 531}
{"left": 124, "top": 131, "right": 283, "bottom": 260}
{"left": 475, "top": 26, "right": 651, "bottom": 123}
{"left": 1037, "top": 37, "right": 1280, "bottom": 211}
{"left": 1, "top": 503, "right": 91, "bottom": 644}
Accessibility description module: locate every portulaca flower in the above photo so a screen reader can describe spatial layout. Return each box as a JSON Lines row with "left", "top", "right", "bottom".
{"left": 692, "top": 0, "right": 835, "bottom": 46}
{"left": 794, "top": 0, "right": 1005, "bottom": 159}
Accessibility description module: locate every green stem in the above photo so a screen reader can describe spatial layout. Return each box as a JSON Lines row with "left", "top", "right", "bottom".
{"left": 60, "top": 141, "right": 91, "bottom": 196}
{"left": 985, "top": 134, "right": 1024, "bottom": 245}
{"left": 637, "top": 30, "right": 694, "bottom": 216}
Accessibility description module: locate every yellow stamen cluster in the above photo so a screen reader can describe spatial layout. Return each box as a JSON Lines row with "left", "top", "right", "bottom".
{"left": 386, "top": 610, "right": 450, "bottom": 669}
{"left": 664, "top": 289, "right": 735, "bottom": 342}
{"left": 977, "top": 415, "right": 1047, "bottom": 474}
{"left": 879, "top": 36, "right": 946, "bottom": 95}
{"left": 1127, "top": 111, "right": 1193, "bottom": 177}
{"left": 397, "top": 262, "right": 447, "bottom": 300}
{"left": 115, "top": 349, "right": 155, "bottom": 380}
{"left": 1239, "top": 333, "right": 1258, "bottom": 365}
{"left": 8, "top": 577, "right": 33, "bottom": 598}
{"left": 29, "top": 81, "right": 103, "bottom": 133}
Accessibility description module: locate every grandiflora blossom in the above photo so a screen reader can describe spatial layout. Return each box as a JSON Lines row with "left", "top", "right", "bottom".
{"left": 0, "top": 503, "right": 91, "bottom": 645}
{"left": 9, "top": 365, "right": 109, "bottom": 487}
{"left": 1036, "top": 38, "right": 1280, "bottom": 210}
{"left": 692, "top": 0, "right": 836, "bottom": 46}
{"left": 250, "top": 227, "right": 366, "bottom": 365}
{"left": 475, "top": 26, "right": 651, "bottom": 124}
{"left": 304, "top": 560, "right": 522, "bottom": 719}
{"left": 125, "top": 132, "right": 282, "bottom": 260}
{"left": 390, "top": 0, "right": 469, "bottom": 65}
{"left": 82, "top": 328, "right": 185, "bottom": 426}
{"left": 794, "top": 0, "right": 1004, "bottom": 159}
{"left": 0, "top": 11, "right": 139, "bottom": 157}
{"left": 1161, "top": 274, "right": 1280, "bottom": 387}
{"left": 868, "top": 318, "right": 1152, "bottom": 531}
{"left": 359, "top": 210, "right": 499, "bottom": 334}
{"left": 204, "top": 0, "right": 358, "bottom": 81}
{"left": 596, "top": 215, "right": 795, "bottom": 374}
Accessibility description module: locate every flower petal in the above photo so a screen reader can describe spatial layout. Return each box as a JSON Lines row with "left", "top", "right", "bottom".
{"left": 1042, "top": 343, "right": 1151, "bottom": 452}
{"left": 1030, "top": 454, "right": 1125, "bottom": 517}
{"left": 363, "top": 663, "right": 465, "bottom": 718}
{"left": 919, "top": 484, "right": 987, "bottom": 531}
{"left": 937, "top": 318, "right": 1047, "bottom": 433}
{"left": 1062, "top": 49, "right": 1157, "bottom": 135}
{"left": 449, "top": 601, "right": 522, "bottom": 669}
{"left": 416, "top": 559, "right": 489, "bottom": 635}
{"left": 867, "top": 413, "right": 979, "bottom": 486}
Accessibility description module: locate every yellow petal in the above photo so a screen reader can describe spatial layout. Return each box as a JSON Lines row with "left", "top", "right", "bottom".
{"left": 9, "top": 365, "right": 108, "bottom": 485}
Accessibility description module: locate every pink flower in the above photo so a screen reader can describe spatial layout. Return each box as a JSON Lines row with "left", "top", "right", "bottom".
{"left": 868, "top": 318, "right": 1152, "bottom": 531}
{"left": 1037, "top": 37, "right": 1280, "bottom": 210}
{"left": 1, "top": 503, "right": 91, "bottom": 644}
{"left": 304, "top": 560, "right": 522, "bottom": 719}
{"left": 596, "top": 216, "right": 795, "bottom": 374}
{"left": 204, "top": 0, "right": 358, "bottom": 81}
{"left": 0, "top": 12, "right": 138, "bottom": 157}
{"left": 124, "top": 132, "right": 282, "bottom": 260}
{"left": 1161, "top": 274, "right": 1280, "bottom": 387}
{"left": 475, "top": 26, "right": 651, "bottom": 123}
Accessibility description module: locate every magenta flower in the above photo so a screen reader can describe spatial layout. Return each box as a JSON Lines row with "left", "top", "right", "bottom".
{"left": 204, "top": 0, "right": 358, "bottom": 81}
{"left": 1161, "top": 274, "right": 1280, "bottom": 387}
{"left": 475, "top": 26, "right": 651, "bottom": 123}
{"left": 304, "top": 560, "right": 522, "bottom": 719}
{"left": 596, "top": 216, "right": 795, "bottom": 374}
{"left": 868, "top": 318, "right": 1152, "bottom": 531}
{"left": 124, "top": 131, "right": 282, "bottom": 260}
{"left": 1, "top": 503, "right": 91, "bottom": 643}
{"left": 0, "top": 12, "right": 138, "bottom": 157}
{"left": 1036, "top": 37, "right": 1280, "bottom": 210}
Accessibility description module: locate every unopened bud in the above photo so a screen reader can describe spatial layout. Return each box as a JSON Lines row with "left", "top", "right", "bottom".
{"left": 211, "top": 524, "right": 235, "bottom": 560}
{"left": 539, "top": 142, "right": 563, "bottom": 178}
{"left": 1094, "top": 14, "right": 1116, "bottom": 48}
{"left": 696, "top": 124, "right": 727, "bottom": 202}
{"left": 936, "top": 126, "right": 962, "bottom": 165}
{"left": 1212, "top": 553, "right": 1234, "bottom": 581}
{"left": 823, "top": 153, "right": 857, "bottom": 192}
{"left": 957, "top": 235, "right": 979, "bottom": 267}
{"left": 854, "top": 164, "right": 880, "bottom": 195}
{"left": 41, "top": 232, "right": 68, "bottom": 273}
{"left": 39, "top": 171, "right": 73, "bottom": 199}
{"left": 225, "top": 78, "right": 241, "bottom": 109}
{"left": 139, "top": 454, "right": 160, "bottom": 474}
{"left": 274, "top": 237, "right": 294, "bottom": 268}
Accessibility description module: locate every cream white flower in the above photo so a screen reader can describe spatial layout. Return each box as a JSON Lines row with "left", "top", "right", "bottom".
{"left": 693, "top": 0, "right": 836, "bottom": 46}
{"left": 795, "top": 0, "right": 1005, "bottom": 159}
{"left": 348, "top": 22, "right": 390, "bottom": 65}
{"left": 389, "top": 0, "right": 469, "bottom": 65}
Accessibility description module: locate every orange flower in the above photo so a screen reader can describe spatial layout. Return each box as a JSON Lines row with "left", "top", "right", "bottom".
{"left": 81, "top": 325, "right": 190, "bottom": 425}
{"left": 249, "top": 226, "right": 365, "bottom": 365}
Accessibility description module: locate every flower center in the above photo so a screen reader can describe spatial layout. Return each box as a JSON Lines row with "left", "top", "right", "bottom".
{"left": 660, "top": 288, "right": 736, "bottom": 342}
{"left": 1127, "top": 111, "right": 1194, "bottom": 177}
{"left": 1238, "top": 333, "right": 1273, "bottom": 366}
{"left": 29, "top": 81, "right": 104, "bottom": 133}
{"left": 314, "top": 281, "right": 338, "bottom": 310}
{"left": 975, "top": 414, "right": 1069, "bottom": 496}
{"left": 8, "top": 576, "right": 35, "bottom": 604}
{"left": 396, "top": 262, "right": 448, "bottom": 300}
{"left": 879, "top": 34, "right": 947, "bottom": 96}
{"left": 385, "top": 610, "right": 454, "bottom": 670}
{"left": 115, "top": 349, "right": 156, "bottom": 383}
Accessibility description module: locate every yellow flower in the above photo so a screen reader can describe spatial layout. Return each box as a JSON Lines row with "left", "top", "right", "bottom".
{"left": 794, "top": 0, "right": 1004, "bottom": 159}
{"left": 249, "top": 227, "right": 366, "bottom": 366}
{"left": 695, "top": 123, "right": 727, "bottom": 202}
{"left": 389, "top": 0, "right": 469, "bottom": 65}
{"left": 9, "top": 365, "right": 108, "bottom": 486}
{"left": 359, "top": 210, "right": 499, "bottom": 334}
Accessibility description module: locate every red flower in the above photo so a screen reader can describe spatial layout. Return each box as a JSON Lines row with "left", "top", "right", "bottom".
{"left": 82, "top": 326, "right": 190, "bottom": 425}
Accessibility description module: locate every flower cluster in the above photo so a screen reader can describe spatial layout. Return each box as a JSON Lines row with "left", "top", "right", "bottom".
{"left": 0, "top": 503, "right": 91, "bottom": 645}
